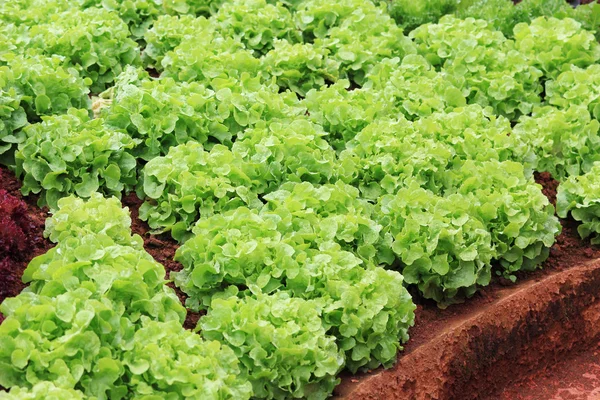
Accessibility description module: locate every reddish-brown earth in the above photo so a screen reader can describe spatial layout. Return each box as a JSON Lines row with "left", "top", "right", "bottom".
{"left": 1, "top": 165, "right": 600, "bottom": 398}
{"left": 493, "top": 340, "right": 600, "bottom": 400}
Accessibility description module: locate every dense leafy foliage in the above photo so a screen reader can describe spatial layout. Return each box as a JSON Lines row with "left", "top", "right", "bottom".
{"left": 200, "top": 293, "right": 343, "bottom": 400}
{"left": 0, "top": 194, "right": 251, "bottom": 399}
{"left": 143, "top": 15, "right": 213, "bottom": 68}
{"left": 0, "top": 381, "right": 86, "bottom": 400}
{"left": 557, "top": 163, "right": 600, "bottom": 244}
{"left": 15, "top": 109, "right": 138, "bottom": 209}
{"left": 411, "top": 16, "right": 544, "bottom": 119}
{"left": 26, "top": 8, "right": 141, "bottom": 92}
{"left": 385, "top": 0, "right": 460, "bottom": 32}
{"left": 546, "top": 64, "right": 600, "bottom": 118}
{"left": 262, "top": 41, "right": 339, "bottom": 96}
{"left": 44, "top": 193, "right": 137, "bottom": 245}
{"left": 514, "top": 16, "right": 600, "bottom": 79}
{"left": 0, "top": 54, "right": 90, "bottom": 164}
{"left": 214, "top": 0, "right": 300, "bottom": 55}
{"left": 139, "top": 141, "right": 263, "bottom": 241}
{"left": 175, "top": 182, "right": 415, "bottom": 370}
{"left": 512, "top": 106, "right": 600, "bottom": 180}
{"left": 5, "top": 0, "right": 600, "bottom": 398}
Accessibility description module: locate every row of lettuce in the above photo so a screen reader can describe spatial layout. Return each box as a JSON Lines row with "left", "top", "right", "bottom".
{"left": 2, "top": 194, "right": 412, "bottom": 399}
{"left": 4, "top": 0, "right": 600, "bottom": 399}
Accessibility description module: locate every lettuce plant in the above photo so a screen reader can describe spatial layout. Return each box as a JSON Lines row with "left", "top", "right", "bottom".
{"left": 0, "top": 24, "right": 28, "bottom": 61}
{"left": 456, "top": 0, "right": 573, "bottom": 37}
{"left": 375, "top": 158, "right": 559, "bottom": 302}
{"left": 295, "top": 0, "right": 372, "bottom": 40}
{"left": 0, "top": 0, "right": 71, "bottom": 26}
{"left": 546, "top": 64, "right": 600, "bottom": 118}
{"left": 103, "top": 68, "right": 229, "bottom": 160}
{"left": 232, "top": 118, "right": 338, "bottom": 190}
{"left": 214, "top": 0, "right": 300, "bottom": 55}
{"left": 139, "top": 141, "right": 263, "bottom": 241}
{"left": 317, "top": 3, "right": 415, "bottom": 84}
{"left": 161, "top": 34, "right": 260, "bottom": 86}
{"left": 514, "top": 17, "right": 600, "bottom": 79}
{"left": 0, "top": 194, "right": 246, "bottom": 398}
{"left": 79, "top": 0, "right": 163, "bottom": 39}
{"left": 0, "top": 69, "right": 28, "bottom": 161}
{"left": 302, "top": 81, "right": 396, "bottom": 150}
{"left": 385, "top": 0, "right": 459, "bottom": 32}
{"left": 364, "top": 55, "right": 467, "bottom": 120}
{"left": 261, "top": 41, "right": 340, "bottom": 96}
{"left": 162, "top": 0, "right": 227, "bottom": 16}
{"left": 377, "top": 182, "right": 495, "bottom": 304}
{"left": 191, "top": 74, "right": 304, "bottom": 133}
{"left": 570, "top": 1, "right": 600, "bottom": 41}
{"left": 338, "top": 105, "right": 515, "bottom": 199}
{"left": 104, "top": 68, "right": 304, "bottom": 160}
{"left": 122, "top": 318, "right": 253, "bottom": 399}
{"left": 296, "top": 0, "right": 416, "bottom": 84}
{"left": 0, "top": 54, "right": 91, "bottom": 163}
{"left": 143, "top": 15, "right": 214, "bottom": 69}
{"left": 6, "top": 54, "right": 92, "bottom": 117}
{"left": 22, "top": 235, "right": 185, "bottom": 321}
{"left": 44, "top": 193, "right": 138, "bottom": 246}
{"left": 0, "top": 289, "right": 154, "bottom": 396}
{"left": 411, "top": 15, "right": 508, "bottom": 68}
{"left": 339, "top": 117, "right": 452, "bottom": 200}
{"left": 0, "top": 381, "right": 85, "bottom": 400}
{"left": 15, "top": 109, "right": 138, "bottom": 210}
{"left": 27, "top": 8, "right": 141, "bottom": 92}
{"left": 557, "top": 163, "right": 600, "bottom": 244}
{"left": 262, "top": 181, "right": 383, "bottom": 262}
{"left": 200, "top": 292, "right": 344, "bottom": 400}
{"left": 512, "top": 106, "right": 600, "bottom": 180}
{"left": 411, "top": 16, "right": 543, "bottom": 119}
{"left": 442, "top": 160, "right": 560, "bottom": 277}
{"left": 174, "top": 206, "right": 415, "bottom": 371}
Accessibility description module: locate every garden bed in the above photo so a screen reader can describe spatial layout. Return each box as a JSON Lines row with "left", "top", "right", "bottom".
{"left": 332, "top": 173, "right": 600, "bottom": 399}
{"left": 3, "top": 0, "right": 600, "bottom": 398}
{"left": 2, "top": 161, "right": 600, "bottom": 398}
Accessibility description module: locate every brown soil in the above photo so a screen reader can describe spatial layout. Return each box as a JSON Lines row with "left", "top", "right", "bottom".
{"left": 493, "top": 340, "right": 600, "bottom": 400}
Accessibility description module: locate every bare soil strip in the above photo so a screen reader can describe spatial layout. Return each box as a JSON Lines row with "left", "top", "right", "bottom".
{"left": 335, "top": 258, "right": 600, "bottom": 400}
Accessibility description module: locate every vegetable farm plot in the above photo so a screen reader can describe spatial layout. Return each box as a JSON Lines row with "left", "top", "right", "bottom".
{"left": 1, "top": 0, "right": 600, "bottom": 399}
